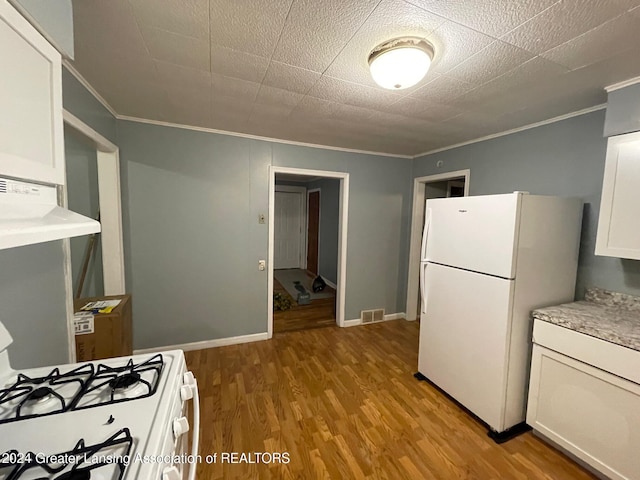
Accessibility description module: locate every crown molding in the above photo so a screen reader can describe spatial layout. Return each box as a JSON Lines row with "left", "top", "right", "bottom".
{"left": 116, "top": 115, "right": 413, "bottom": 159}
{"left": 605, "top": 76, "right": 640, "bottom": 93}
{"left": 413, "top": 104, "right": 606, "bottom": 159}
{"left": 62, "top": 60, "right": 118, "bottom": 118}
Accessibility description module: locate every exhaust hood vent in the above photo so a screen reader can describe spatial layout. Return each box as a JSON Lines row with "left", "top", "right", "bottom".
{"left": 0, "top": 177, "right": 101, "bottom": 250}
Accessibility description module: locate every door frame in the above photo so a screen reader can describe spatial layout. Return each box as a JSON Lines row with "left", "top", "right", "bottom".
{"left": 62, "top": 110, "right": 125, "bottom": 362}
{"left": 274, "top": 185, "right": 307, "bottom": 269}
{"left": 306, "top": 188, "right": 321, "bottom": 275}
{"left": 405, "top": 169, "right": 470, "bottom": 321}
{"left": 268, "top": 167, "right": 349, "bottom": 337}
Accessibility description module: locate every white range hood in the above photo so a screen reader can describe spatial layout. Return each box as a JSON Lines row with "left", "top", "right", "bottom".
{"left": 0, "top": 177, "right": 100, "bottom": 250}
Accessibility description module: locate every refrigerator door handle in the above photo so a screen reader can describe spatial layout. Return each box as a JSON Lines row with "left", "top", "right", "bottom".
{"left": 420, "top": 208, "right": 432, "bottom": 261}
{"left": 420, "top": 262, "right": 428, "bottom": 315}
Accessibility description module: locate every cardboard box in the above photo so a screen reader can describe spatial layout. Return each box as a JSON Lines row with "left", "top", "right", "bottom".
{"left": 74, "top": 294, "right": 132, "bottom": 362}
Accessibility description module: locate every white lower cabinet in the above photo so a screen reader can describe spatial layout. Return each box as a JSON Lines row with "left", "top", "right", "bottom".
{"left": 527, "top": 344, "right": 640, "bottom": 480}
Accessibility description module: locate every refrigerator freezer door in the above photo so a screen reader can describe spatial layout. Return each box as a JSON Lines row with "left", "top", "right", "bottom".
{"left": 418, "top": 263, "right": 515, "bottom": 432}
{"left": 423, "top": 193, "right": 521, "bottom": 278}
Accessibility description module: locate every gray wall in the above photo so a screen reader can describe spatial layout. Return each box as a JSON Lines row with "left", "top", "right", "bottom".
{"left": 62, "top": 68, "right": 117, "bottom": 144}
{"left": 273, "top": 144, "right": 413, "bottom": 319}
{"left": 604, "top": 83, "right": 640, "bottom": 137}
{"left": 11, "top": 0, "right": 74, "bottom": 58}
{"left": 65, "top": 127, "right": 104, "bottom": 298}
{"left": 413, "top": 109, "right": 640, "bottom": 299}
{"left": 116, "top": 121, "right": 270, "bottom": 349}
{"left": 116, "top": 120, "right": 411, "bottom": 349}
{"left": 0, "top": 242, "right": 69, "bottom": 368}
{"left": 307, "top": 178, "right": 340, "bottom": 285}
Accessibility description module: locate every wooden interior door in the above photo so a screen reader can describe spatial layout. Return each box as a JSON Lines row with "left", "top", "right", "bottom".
{"left": 307, "top": 191, "right": 320, "bottom": 275}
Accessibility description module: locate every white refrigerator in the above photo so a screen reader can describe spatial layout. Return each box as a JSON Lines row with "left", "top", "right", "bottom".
{"left": 417, "top": 192, "right": 583, "bottom": 441}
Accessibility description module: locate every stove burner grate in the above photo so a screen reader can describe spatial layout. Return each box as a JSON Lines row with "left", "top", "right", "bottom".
{"left": 0, "top": 364, "right": 94, "bottom": 425}
{"left": 1, "top": 428, "right": 133, "bottom": 480}
{"left": 76, "top": 354, "right": 163, "bottom": 409}
{"left": 0, "top": 353, "right": 165, "bottom": 423}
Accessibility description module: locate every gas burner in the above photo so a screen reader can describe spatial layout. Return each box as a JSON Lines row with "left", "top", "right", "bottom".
{"left": 75, "top": 354, "right": 163, "bottom": 410}
{"left": 0, "top": 364, "right": 94, "bottom": 424}
{"left": 57, "top": 471, "right": 91, "bottom": 480}
{"left": 25, "top": 386, "right": 53, "bottom": 402}
{"left": 1, "top": 428, "right": 133, "bottom": 480}
{"left": 109, "top": 372, "right": 140, "bottom": 391}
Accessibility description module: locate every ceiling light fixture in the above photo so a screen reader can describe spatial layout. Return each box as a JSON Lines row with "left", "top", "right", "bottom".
{"left": 368, "top": 37, "right": 434, "bottom": 90}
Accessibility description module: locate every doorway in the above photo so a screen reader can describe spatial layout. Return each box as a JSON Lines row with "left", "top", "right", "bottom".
{"left": 62, "top": 110, "right": 125, "bottom": 362}
{"left": 405, "top": 170, "right": 470, "bottom": 321}
{"left": 307, "top": 189, "right": 320, "bottom": 275}
{"left": 269, "top": 167, "right": 349, "bottom": 337}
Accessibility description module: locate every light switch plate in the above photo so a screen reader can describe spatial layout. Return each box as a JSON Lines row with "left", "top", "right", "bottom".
{"left": 258, "top": 260, "right": 266, "bottom": 271}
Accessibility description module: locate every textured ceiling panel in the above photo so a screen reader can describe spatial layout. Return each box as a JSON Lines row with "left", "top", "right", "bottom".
{"left": 140, "top": 27, "right": 210, "bottom": 71}
{"left": 406, "top": 0, "right": 558, "bottom": 38}
{"left": 211, "top": 73, "right": 260, "bottom": 101}
{"left": 209, "top": 0, "right": 293, "bottom": 57}
{"left": 129, "top": 0, "right": 209, "bottom": 39}
{"left": 210, "top": 45, "right": 270, "bottom": 83}
{"left": 385, "top": 97, "right": 463, "bottom": 122}
{"left": 409, "top": 75, "right": 475, "bottom": 103}
{"left": 425, "top": 19, "right": 495, "bottom": 73}
{"left": 262, "top": 61, "right": 321, "bottom": 94}
{"left": 307, "top": 75, "right": 402, "bottom": 110}
{"left": 541, "top": 14, "right": 640, "bottom": 69}
{"left": 254, "top": 85, "right": 304, "bottom": 108}
{"left": 272, "top": 0, "right": 380, "bottom": 72}
{"left": 500, "top": 0, "right": 636, "bottom": 55}
{"left": 73, "top": 0, "right": 148, "bottom": 57}
{"left": 445, "top": 41, "right": 534, "bottom": 85}
{"left": 71, "top": 0, "right": 640, "bottom": 156}
{"left": 154, "top": 61, "right": 212, "bottom": 90}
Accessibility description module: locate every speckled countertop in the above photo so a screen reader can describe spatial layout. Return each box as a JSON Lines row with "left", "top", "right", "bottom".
{"left": 532, "top": 287, "right": 640, "bottom": 352}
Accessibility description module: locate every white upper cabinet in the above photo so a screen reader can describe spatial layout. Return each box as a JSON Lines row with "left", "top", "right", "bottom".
{"left": 596, "top": 131, "right": 640, "bottom": 260}
{"left": 0, "top": 0, "right": 64, "bottom": 185}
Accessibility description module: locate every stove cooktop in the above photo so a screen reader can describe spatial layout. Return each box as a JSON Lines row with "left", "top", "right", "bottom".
{"left": 1, "top": 428, "right": 133, "bottom": 480}
{"left": 0, "top": 355, "right": 164, "bottom": 424}
{"left": 0, "top": 349, "right": 190, "bottom": 480}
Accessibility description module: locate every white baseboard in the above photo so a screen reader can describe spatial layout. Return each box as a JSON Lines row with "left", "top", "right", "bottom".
{"left": 133, "top": 332, "right": 269, "bottom": 354}
{"left": 343, "top": 312, "right": 406, "bottom": 327}
{"left": 321, "top": 276, "right": 337, "bottom": 290}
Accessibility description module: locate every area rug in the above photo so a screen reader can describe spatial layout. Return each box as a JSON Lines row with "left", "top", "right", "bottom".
{"left": 274, "top": 269, "right": 334, "bottom": 301}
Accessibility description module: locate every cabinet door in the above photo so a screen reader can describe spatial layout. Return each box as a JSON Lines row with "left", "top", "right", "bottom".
{"left": 527, "top": 345, "right": 640, "bottom": 480}
{"left": 0, "top": 0, "right": 64, "bottom": 185}
{"left": 595, "top": 131, "right": 640, "bottom": 260}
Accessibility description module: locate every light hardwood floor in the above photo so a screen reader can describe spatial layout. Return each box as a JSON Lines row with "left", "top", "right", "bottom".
{"left": 273, "top": 276, "right": 336, "bottom": 333}
{"left": 185, "top": 320, "right": 594, "bottom": 479}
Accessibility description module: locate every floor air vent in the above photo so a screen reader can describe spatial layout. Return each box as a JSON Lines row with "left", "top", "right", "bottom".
{"left": 361, "top": 309, "right": 385, "bottom": 324}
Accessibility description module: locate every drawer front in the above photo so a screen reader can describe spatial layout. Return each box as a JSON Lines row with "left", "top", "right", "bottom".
{"left": 532, "top": 320, "right": 640, "bottom": 384}
{"left": 528, "top": 345, "right": 640, "bottom": 480}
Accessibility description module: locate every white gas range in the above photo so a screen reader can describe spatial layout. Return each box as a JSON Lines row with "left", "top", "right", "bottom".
{"left": 0, "top": 322, "right": 200, "bottom": 480}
